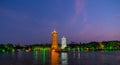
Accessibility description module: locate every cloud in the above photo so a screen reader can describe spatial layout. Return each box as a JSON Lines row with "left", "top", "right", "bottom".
{"left": 75, "top": 0, "right": 84, "bottom": 15}
{"left": 70, "top": 0, "right": 86, "bottom": 25}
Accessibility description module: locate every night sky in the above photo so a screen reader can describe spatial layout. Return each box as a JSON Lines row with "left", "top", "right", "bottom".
{"left": 0, "top": 0, "right": 120, "bottom": 44}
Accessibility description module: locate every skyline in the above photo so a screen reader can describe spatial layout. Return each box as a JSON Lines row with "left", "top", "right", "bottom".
{"left": 0, "top": 0, "right": 120, "bottom": 44}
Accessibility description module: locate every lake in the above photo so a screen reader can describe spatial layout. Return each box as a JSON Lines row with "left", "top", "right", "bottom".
{"left": 0, "top": 51, "right": 120, "bottom": 65}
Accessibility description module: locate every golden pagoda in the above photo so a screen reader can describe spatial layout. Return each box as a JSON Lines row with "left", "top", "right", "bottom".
{"left": 51, "top": 29, "right": 58, "bottom": 50}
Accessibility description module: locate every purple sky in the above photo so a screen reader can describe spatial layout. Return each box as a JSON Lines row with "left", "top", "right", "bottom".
{"left": 0, "top": 0, "right": 120, "bottom": 44}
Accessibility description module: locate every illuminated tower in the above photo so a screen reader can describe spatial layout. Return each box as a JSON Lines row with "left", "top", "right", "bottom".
{"left": 51, "top": 29, "right": 58, "bottom": 50}
{"left": 61, "top": 36, "right": 67, "bottom": 49}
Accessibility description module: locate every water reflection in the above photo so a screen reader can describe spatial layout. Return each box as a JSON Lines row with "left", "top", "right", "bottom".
{"left": 33, "top": 51, "right": 38, "bottom": 60}
{"left": 1, "top": 51, "right": 120, "bottom": 65}
{"left": 33, "top": 51, "right": 48, "bottom": 65}
{"left": 61, "top": 52, "right": 67, "bottom": 65}
{"left": 78, "top": 52, "right": 80, "bottom": 59}
{"left": 51, "top": 51, "right": 59, "bottom": 65}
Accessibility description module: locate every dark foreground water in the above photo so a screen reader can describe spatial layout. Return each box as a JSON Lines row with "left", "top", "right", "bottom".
{"left": 0, "top": 51, "right": 120, "bottom": 65}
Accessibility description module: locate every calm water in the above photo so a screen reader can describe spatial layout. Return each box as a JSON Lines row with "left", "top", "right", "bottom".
{"left": 0, "top": 51, "right": 120, "bottom": 65}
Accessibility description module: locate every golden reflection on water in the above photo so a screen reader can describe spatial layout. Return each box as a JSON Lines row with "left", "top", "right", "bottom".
{"left": 51, "top": 51, "right": 59, "bottom": 65}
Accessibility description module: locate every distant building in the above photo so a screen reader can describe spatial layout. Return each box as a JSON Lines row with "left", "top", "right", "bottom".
{"left": 51, "top": 29, "right": 58, "bottom": 50}
{"left": 61, "top": 36, "right": 67, "bottom": 49}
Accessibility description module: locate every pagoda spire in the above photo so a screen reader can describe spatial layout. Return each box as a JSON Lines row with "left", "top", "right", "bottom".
{"left": 53, "top": 28, "right": 56, "bottom": 32}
